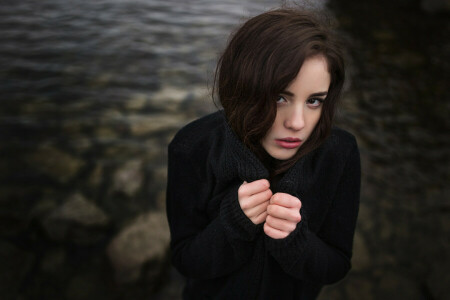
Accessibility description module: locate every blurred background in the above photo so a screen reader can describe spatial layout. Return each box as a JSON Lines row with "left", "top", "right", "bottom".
{"left": 0, "top": 0, "right": 448, "bottom": 299}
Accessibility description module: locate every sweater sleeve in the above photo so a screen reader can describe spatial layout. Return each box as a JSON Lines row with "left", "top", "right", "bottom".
{"left": 166, "top": 142, "right": 262, "bottom": 280}
{"left": 265, "top": 142, "right": 361, "bottom": 284}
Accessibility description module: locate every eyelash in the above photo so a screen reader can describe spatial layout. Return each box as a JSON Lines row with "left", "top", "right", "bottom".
{"left": 307, "top": 98, "right": 324, "bottom": 108}
{"left": 276, "top": 96, "right": 324, "bottom": 108}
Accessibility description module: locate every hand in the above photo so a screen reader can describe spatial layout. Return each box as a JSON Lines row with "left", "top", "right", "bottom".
{"left": 238, "top": 179, "right": 272, "bottom": 224}
{"left": 264, "top": 193, "right": 302, "bottom": 239}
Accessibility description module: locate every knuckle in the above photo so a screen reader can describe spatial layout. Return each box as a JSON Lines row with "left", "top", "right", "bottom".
{"left": 268, "top": 205, "right": 278, "bottom": 215}
{"left": 290, "top": 223, "right": 297, "bottom": 232}
{"left": 272, "top": 193, "right": 280, "bottom": 203}
{"left": 240, "top": 201, "right": 249, "bottom": 210}
{"left": 237, "top": 186, "right": 246, "bottom": 198}
{"left": 257, "top": 212, "right": 267, "bottom": 224}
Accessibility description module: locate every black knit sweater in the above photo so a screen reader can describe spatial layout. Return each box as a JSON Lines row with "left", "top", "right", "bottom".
{"left": 166, "top": 111, "right": 361, "bottom": 299}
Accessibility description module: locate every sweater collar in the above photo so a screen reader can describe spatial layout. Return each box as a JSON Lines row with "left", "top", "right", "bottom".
{"left": 216, "top": 111, "right": 311, "bottom": 196}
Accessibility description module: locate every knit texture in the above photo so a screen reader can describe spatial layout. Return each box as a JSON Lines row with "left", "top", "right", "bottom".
{"left": 166, "top": 111, "right": 361, "bottom": 299}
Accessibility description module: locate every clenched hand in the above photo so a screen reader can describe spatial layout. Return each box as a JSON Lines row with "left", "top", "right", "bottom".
{"left": 264, "top": 192, "right": 302, "bottom": 239}
{"left": 238, "top": 179, "right": 272, "bottom": 224}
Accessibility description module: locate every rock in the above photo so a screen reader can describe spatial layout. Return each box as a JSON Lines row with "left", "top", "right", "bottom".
{"left": 344, "top": 275, "right": 374, "bottom": 300}
{"left": 48, "top": 193, "right": 109, "bottom": 227}
{"left": 126, "top": 93, "right": 148, "bottom": 110}
{"left": 149, "top": 85, "right": 209, "bottom": 112}
{"left": 107, "top": 210, "right": 170, "bottom": 283}
{"left": 94, "top": 126, "right": 117, "bottom": 140}
{"left": 0, "top": 241, "right": 34, "bottom": 300}
{"left": 146, "top": 166, "right": 168, "bottom": 209}
{"left": 25, "top": 145, "right": 85, "bottom": 184}
{"left": 40, "top": 248, "right": 65, "bottom": 274}
{"left": 100, "top": 108, "right": 124, "bottom": 121}
{"left": 351, "top": 230, "right": 371, "bottom": 271}
{"left": 128, "top": 114, "right": 185, "bottom": 136}
{"left": 378, "top": 271, "right": 421, "bottom": 300}
{"left": 87, "top": 164, "right": 104, "bottom": 189}
{"left": 151, "top": 86, "right": 189, "bottom": 103}
{"left": 112, "top": 160, "right": 143, "bottom": 197}
{"left": 317, "top": 284, "right": 343, "bottom": 300}
{"left": 90, "top": 73, "right": 113, "bottom": 87}
{"left": 66, "top": 269, "right": 114, "bottom": 300}
{"left": 43, "top": 193, "right": 109, "bottom": 244}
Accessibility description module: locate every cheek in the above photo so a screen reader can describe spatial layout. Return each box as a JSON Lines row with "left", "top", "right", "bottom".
{"left": 306, "top": 110, "right": 322, "bottom": 128}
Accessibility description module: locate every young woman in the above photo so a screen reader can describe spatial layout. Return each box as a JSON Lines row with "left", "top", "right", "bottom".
{"left": 166, "top": 8, "right": 361, "bottom": 300}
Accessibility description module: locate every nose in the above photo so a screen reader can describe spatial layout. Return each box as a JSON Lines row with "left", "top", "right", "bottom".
{"left": 284, "top": 106, "right": 305, "bottom": 131}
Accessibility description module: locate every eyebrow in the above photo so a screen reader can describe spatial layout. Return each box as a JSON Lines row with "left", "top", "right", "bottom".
{"left": 281, "top": 90, "right": 328, "bottom": 98}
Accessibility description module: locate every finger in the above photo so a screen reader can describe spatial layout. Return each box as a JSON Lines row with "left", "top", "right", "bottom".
{"left": 252, "top": 211, "right": 267, "bottom": 225}
{"left": 238, "top": 179, "right": 270, "bottom": 198}
{"left": 248, "top": 188, "right": 273, "bottom": 206}
{"left": 267, "top": 204, "right": 301, "bottom": 223}
{"left": 264, "top": 222, "right": 289, "bottom": 239}
{"left": 239, "top": 189, "right": 271, "bottom": 211}
{"left": 266, "top": 215, "right": 297, "bottom": 233}
{"left": 270, "top": 193, "right": 301, "bottom": 209}
{"left": 246, "top": 199, "right": 269, "bottom": 218}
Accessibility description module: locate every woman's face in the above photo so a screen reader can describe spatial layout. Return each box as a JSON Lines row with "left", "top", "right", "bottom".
{"left": 261, "top": 55, "right": 331, "bottom": 160}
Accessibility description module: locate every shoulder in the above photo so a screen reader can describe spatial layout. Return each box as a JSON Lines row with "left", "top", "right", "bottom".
{"left": 168, "top": 110, "right": 225, "bottom": 157}
{"left": 325, "top": 127, "right": 359, "bottom": 152}
{"left": 314, "top": 127, "right": 359, "bottom": 166}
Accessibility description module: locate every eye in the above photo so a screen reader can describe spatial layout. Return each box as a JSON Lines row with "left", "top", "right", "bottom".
{"left": 306, "top": 98, "right": 324, "bottom": 108}
{"left": 276, "top": 96, "right": 287, "bottom": 104}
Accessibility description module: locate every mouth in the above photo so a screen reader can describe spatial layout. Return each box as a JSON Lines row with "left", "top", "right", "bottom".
{"left": 275, "top": 138, "right": 302, "bottom": 149}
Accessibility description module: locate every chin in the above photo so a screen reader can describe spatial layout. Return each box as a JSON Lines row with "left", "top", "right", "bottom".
{"left": 267, "top": 149, "right": 296, "bottom": 160}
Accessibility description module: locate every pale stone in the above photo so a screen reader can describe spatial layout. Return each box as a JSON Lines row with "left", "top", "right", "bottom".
{"left": 107, "top": 210, "right": 170, "bottom": 283}
{"left": 126, "top": 93, "right": 148, "bottom": 110}
{"left": 151, "top": 86, "right": 189, "bottom": 103}
{"left": 87, "top": 164, "right": 104, "bottom": 188}
{"left": 149, "top": 85, "right": 209, "bottom": 112}
{"left": 49, "top": 193, "right": 109, "bottom": 226}
{"left": 100, "top": 108, "right": 123, "bottom": 120}
{"left": 112, "top": 160, "right": 143, "bottom": 197}
{"left": 128, "top": 114, "right": 184, "bottom": 136}
{"left": 94, "top": 126, "right": 117, "bottom": 140}
{"left": 90, "top": 73, "right": 113, "bottom": 87}
{"left": 25, "top": 145, "right": 85, "bottom": 183}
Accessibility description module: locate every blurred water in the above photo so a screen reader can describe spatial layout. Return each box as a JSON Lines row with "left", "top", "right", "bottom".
{"left": 1, "top": 0, "right": 324, "bottom": 147}
{"left": 0, "top": 0, "right": 280, "bottom": 104}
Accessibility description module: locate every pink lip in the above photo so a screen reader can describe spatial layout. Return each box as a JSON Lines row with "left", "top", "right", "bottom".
{"left": 275, "top": 137, "right": 302, "bottom": 149}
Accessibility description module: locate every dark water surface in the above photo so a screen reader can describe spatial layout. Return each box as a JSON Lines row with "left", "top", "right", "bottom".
{"left": 0, "top": 0, "right": 448, "bottom": 299}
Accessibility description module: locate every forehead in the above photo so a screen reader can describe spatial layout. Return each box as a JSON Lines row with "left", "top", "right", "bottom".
{"left": 286, "top": 56, "right": 331, "bottom": 94}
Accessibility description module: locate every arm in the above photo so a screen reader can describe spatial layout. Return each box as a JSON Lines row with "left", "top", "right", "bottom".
{"left": 166, "top": 143, "right": 263, "bottom": 280}
{"left": 265, "top": 143, "right": 361, "bottom": 284}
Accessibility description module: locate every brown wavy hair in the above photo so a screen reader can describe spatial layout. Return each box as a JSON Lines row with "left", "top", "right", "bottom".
{"left": 214, "top": 8, "right": 345, "bottom": 176}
